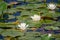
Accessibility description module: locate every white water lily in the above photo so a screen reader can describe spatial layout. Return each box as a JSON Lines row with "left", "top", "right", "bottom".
{"left": 31, "top": 15, "right": 41, "bottom": 21}
{"left": 47, "top": 3, "right": 56, "bottom": 10}
{"left": 48, "top": 34, "right": 52, "bottom": 37}
{"left": 18, "top": 23, "right": 29, "bottom": 30}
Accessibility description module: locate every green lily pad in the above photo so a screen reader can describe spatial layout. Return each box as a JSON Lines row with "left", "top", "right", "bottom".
{"left": 0, "top": 1, "right": 7, "bottom": 11}
{"left": 2, "top": 29, "right": 24, "bottom": 37}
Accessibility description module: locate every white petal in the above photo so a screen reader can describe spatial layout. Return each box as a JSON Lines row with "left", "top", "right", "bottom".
{"left": 26, "top": 25, "right": 29, "bottom": 27}
{"left": 31, "top": 16, "right": 34, "bottom": 19}
{"left": 31, "top": 15, "right": 41, "bottom": 21}
{"left": 48, "top": 34, "right": 52, "bottom": 37}
{"left": 18, "top": 23, "right": 28, "bottom": 30}
{"left": 48, "top": 4, "right": 56, "bottom": 10}
{"left": 18, "top": 24, "right": 21, "bottom": 27}
{"left": 20, "top": 23, "right": 26, "bottom": 27}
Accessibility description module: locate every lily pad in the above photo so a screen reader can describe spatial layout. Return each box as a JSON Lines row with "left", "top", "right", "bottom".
{"left": 2, "top": 29, "right": 24, "bottom": 37}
